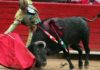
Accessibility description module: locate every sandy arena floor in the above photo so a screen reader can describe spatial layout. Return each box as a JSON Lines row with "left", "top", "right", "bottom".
{"left": 0, "top": 58, "right": 100, "bottom": 70}
{"left": 38, "top": 58, "right": 100, "bottom": 70}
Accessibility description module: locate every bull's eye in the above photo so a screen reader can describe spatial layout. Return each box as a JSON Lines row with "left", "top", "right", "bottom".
{"left": 38, "top": 48, "right": 42, "bottom": 51}
{"left": 36, "top": 48, "right": 43, "bottom": 53}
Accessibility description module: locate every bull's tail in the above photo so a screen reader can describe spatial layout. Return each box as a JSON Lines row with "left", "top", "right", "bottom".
{"left": 82, "top": 14, "right": 100, "bottom": 22}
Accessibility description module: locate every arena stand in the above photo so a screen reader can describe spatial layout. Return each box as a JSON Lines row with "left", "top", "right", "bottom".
{"left": 0, "top": 1, "right": 100, "bottom": 52}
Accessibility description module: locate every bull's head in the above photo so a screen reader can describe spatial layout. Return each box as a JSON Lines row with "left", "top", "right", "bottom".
{"left": 28, "top": 41, "right": 47, "bottom": 68}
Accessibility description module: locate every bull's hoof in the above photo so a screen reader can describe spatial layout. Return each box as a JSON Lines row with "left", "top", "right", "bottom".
{"left": 84, "top": 61, "right": 89, "bottom": 69}
{"left": 70, "top": 65, "right": 74, "bottom": 70}
{"left": 78, "top": 62, "right": 83, "bottom": 69}
{"left": 84, "top": 61, "right": 89, "bottom": 66}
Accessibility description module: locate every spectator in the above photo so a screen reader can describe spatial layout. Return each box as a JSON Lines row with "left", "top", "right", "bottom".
{"left": 89, "top": 0, "right": 95, "bottom": 5}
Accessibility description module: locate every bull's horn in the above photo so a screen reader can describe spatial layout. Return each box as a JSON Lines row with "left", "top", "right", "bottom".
{"left": 34, "top": 41, "right": 46, "bottom": 48}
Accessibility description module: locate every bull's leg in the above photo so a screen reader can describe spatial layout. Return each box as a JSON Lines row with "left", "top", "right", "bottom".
{"left": 82, "top": 41, "right": 90, "bottom": 68}
{"left": 70, "top": 44, "right": 83, "bottom": 69}
{"left": 62, "top": 48, "right": 74, "bottom": 70}
{"left": 81, "top": 32, "right": 90, "bottom": 68}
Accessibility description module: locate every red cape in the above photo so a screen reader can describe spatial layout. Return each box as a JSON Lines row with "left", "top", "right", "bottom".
{"left": 0, "top": 33, "right": 36, "bottom": 69}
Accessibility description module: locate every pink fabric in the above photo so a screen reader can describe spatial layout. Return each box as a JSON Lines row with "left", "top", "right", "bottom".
{"left": 0, "top": 33, "right": 36, "bottom": 69}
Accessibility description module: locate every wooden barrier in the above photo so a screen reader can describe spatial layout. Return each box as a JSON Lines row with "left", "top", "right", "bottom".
{"left": 0, "top": 1, "right": 100, "bottom": 51}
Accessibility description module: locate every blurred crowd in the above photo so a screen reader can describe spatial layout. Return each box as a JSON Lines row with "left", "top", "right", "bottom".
{"left": 33, "top": 0, "right": 100, "bottom": 5}
{"left": 1, "top": 0, "right": 100, "bottom": 5}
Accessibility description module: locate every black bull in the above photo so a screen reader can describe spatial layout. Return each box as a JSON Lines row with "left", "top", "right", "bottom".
{"left": 28, "top": 15, "right": 99, "bottom": 69}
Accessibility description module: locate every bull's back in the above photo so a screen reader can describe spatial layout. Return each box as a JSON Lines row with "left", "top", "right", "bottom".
{"left": 55, "top": 17, "right": 89, "bottom": 44}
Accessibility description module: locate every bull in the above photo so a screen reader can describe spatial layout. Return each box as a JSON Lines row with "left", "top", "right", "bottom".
{"left": 28, "top": 14, "right": 100, "bottom": 70}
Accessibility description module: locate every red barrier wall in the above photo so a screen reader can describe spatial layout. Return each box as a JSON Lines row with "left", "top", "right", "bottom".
{"left": 0, "top": 1, "right": 100, "bottom": 51}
